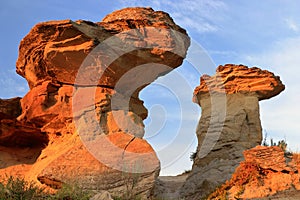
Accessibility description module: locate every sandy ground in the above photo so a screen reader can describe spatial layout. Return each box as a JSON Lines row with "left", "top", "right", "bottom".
{"left": 154, "top": 174, "right": 188, "bottom": 199}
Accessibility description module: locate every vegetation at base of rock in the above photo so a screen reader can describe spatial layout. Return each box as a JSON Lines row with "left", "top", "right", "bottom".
{"left": 119, "top": 171, "right": 142, "bottom": 200}
{"left": 181, "top": 169, "right": 191, "bottom": 175}
{"left": 262, "top": 131, "right": 289, "bottom": 154}
{"left": 52, "top": 183, "right": 92, "bottom": 200}
{"left": 0, "top": 176, "right": 92, "bottom": 200}
{"left": 0, "top": 176, "right": 45, "bottom": 200}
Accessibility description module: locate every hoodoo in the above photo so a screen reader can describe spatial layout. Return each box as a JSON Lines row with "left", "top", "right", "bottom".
{"left": 180, "top": 64, "right": 285, "bottom": 199}
{"left": 0, "top": 7, "right": 190, "bottom": 199}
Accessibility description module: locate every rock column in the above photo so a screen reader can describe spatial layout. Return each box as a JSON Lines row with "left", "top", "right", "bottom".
{"left": 181, "top": 64, "right": 285, "bottom": 199}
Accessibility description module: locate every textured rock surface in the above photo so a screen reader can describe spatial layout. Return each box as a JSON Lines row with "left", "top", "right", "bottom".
{"left": 0, "top": 7, "right": 190, "bottom": 199}
{"left": 209, "top": 146, "right": 300, "bottom": 199}
{"left": 194, "top": 64, "right": 285, "bottom": 100}
{"left": 90, "top": 191, "right": 113, "bottom": 200}
{"left": 180, "top": 64, "right": 285, "bottom": 199}
{"left": 0, "top": 97, "right": 22, "bottom": 118}
{"left": 16, "top": 8, "right": 188, "bottom": 89}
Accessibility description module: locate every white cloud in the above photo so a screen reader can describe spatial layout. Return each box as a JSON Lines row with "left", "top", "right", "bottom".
{"left": 285, "top": 18, "right": 299, "bottom": 32}
{"left": 121, "top": 0, "right": 228, "bottom": 34}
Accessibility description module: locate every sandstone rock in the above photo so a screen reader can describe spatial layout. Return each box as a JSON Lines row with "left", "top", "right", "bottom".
{"left": 35, "top": 132, "right": 159, "bottom": 197}
{"left": 194, "top": 64, "right": 285, "bottom": 101}
{"left": 16, "top": 7, "right": 189, "bottom": 89}
{"left": 0, "top": 96, "right": 48, "bottom": 162}
{"left": 0, "top": 97, "right": 22, "bottom": 118}
{"left": 180, "top": 64, "right": 285, "bottom": 199}
{"left": 243, "top": 145, "right": 292, "bottom": 172}
{"left": 208, "top": 146, "right": 300, "bottom": 199}
{"left": 90, "top": 191, "right": 113, "bottom": 200}
{"left": 17, "top": 81, "right": 74, "bottom": 134}
{"left": 0, "top": 98, "right": 48, "bottom": 180}
{"left": 1, "top": 7, "right": 190, "bottom": 200}
{"left": 0, "top": 118, "right": 48, "bottom": 148}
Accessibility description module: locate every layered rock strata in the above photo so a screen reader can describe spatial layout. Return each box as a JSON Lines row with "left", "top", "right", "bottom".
{"left": 0, "top": 7, "right": 190, "bottom": 199}
{"left": 209, "top": 146, "right": 300, "bottom": 199}
{"left": 180, "top": 64, "right": 285, "bottom": 199}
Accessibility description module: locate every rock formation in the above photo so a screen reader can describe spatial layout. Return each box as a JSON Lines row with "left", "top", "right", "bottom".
{"left": 209, "top": 146, "right": 300, "bottom": 199}
{"left": 180, "top": 64, "right": 285, "bottom": 199}
{"left": 0, "top": 97, "right": 22, "bottom": 118}
{"left": 0, "top": 7, "right": 190, "bottom": 199}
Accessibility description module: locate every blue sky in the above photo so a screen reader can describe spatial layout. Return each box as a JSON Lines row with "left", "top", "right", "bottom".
{"left": 1, "top": 0, "right": 300, "bottom": 175}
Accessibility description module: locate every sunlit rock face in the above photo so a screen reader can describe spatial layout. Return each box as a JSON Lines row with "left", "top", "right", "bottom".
{"left": 180, "top": 64, "right": 285, "bottom": 199}
{"left": 0, "top": 7, "right": 190, "bottom": 199}
{"left": 209, "top": 146, "right": 300, "bottom": 199}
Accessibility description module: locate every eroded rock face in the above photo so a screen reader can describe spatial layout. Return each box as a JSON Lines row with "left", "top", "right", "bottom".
{"left": 0, "top": 97, "right": 22, "bottom": 118}
{"left": 0, "top": 7, "right": 190, "bottom": 199}
{"left": 180, "top": 64, "right": 285, "bottom": 199}
{"left": 194, "top": 64, "right": 285, "bottom": 100}
{"left": 16, "top": 8, "right": 188, "bottom": 89}
{"left": 0, "top": 97, "right": 48, "bottom": 179}
{"left": 209, "top": 146, "right": 300, "bottom": 199}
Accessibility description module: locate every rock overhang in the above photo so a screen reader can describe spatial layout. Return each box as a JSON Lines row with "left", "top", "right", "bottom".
{"left": 16, "top": 7, "right": 190, "bottom": 89}
{"left": 193, "top": 64, "right": 285, "bottom": 103}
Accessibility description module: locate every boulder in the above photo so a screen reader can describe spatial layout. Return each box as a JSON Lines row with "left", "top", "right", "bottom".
{"left": 209, "top": 146, "right": 300, "bottom": 199}
{"left": 180, "top": 64, "right": 285, "bottom": 199}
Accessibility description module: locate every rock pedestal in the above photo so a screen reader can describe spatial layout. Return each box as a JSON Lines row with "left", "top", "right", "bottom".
{"left": 0, "top": 7, "right": 190, "bottom": 199}
{"left": 180, "top": 64, "right": 285, "bottom": 199}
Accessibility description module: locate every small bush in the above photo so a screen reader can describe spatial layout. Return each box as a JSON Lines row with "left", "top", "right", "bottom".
{"left": 0, "top": 176, "right": 92, "bottom": 200}
{"left": 0, "top": 176, "right": 46, "bottom": 200}
{"left": 262, "top": 131, "right": 289, "bottom": 154}
{"left": 190, "top": 151, "right": 197, "bottom": 161}
{"left": 51, "top": 183, "right": 92, "bottom": 200}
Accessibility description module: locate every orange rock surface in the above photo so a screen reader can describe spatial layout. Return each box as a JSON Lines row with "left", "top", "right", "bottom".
{"left": 209, "top": 146, "right": 300, "bottom": 199}
{"left": 194, "top": 64, "right": 285, "bottom": 101}
{"left": 0, "top": 7, "right": 190, "bottom": 199}
{"left": 16, "top": 8, "right": 189, "bottom": 89}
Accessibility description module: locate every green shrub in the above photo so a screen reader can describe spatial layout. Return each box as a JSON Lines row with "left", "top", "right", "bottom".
{"left": 190, "top": 151, "right": 197, "bottom": 161}
{"left": 0, "top": 176, "right": 46, "bottom": 200}
{"left": 51, "top": 183, "right": 92, "bottom": 200}
{"left": 0, "top": 176, "right": 92, "bottom": 200}
{"left": 262, "top": 130, "right": 289, "bottom": 153}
